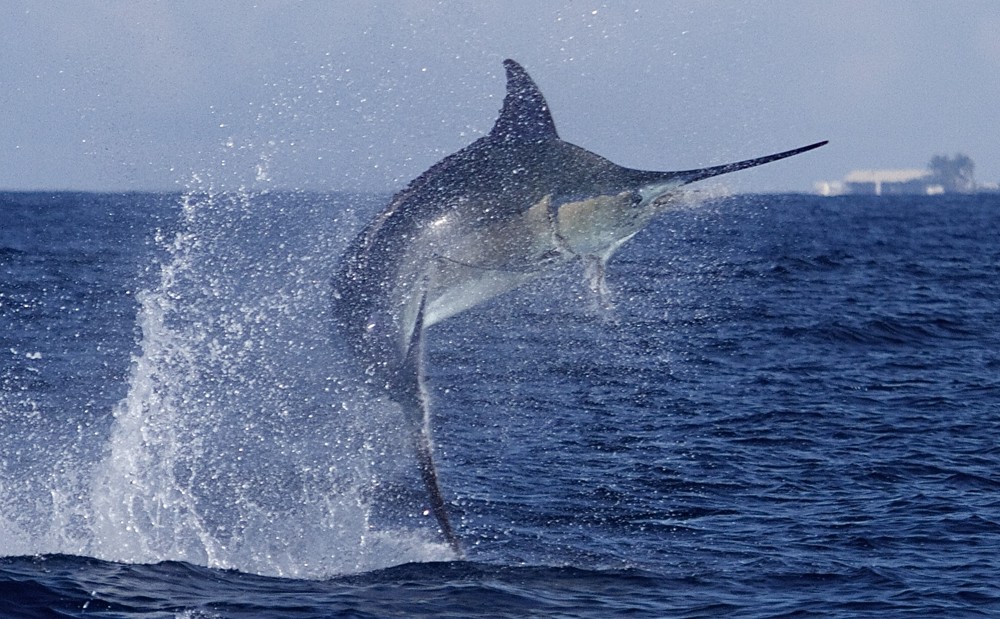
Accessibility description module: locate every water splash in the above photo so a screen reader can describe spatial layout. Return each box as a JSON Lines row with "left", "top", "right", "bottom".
{"left": 96, "top": 189, "right": 454, "bottom": 576}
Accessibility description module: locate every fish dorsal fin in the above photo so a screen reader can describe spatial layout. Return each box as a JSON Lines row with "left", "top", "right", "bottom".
{"left": 490, "top": 59, "right": 559, "bottom": 143}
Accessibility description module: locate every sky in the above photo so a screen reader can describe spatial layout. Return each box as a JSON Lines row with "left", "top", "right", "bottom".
{"left": 2, "top": 1, "right": 998, "bottom": 193}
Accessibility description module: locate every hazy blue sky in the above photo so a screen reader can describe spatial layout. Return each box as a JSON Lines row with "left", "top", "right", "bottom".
{"left": 2, "top": 1, "right": 998, "bottom": 193}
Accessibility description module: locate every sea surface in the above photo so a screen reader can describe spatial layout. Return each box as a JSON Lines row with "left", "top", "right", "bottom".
{"left": 1, "top": 190, "right": 998, "bottom": 617}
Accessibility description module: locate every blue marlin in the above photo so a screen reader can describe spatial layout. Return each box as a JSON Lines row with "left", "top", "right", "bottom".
{"left": 332, "top": 59, "right": 825, "bottom": 556}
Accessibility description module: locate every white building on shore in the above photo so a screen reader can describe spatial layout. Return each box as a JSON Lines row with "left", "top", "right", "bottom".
{"left": 815, "top": 169, "right": 944, "bottom": 196}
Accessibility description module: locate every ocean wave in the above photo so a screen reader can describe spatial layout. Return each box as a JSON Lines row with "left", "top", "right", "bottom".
{"left": 0, "top": 554, "right": 668, "bottom": 619}
{"left": 781, "top": 313, "right": 980, "bottom": 347}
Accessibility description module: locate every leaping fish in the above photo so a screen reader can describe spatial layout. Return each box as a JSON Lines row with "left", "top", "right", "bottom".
{"left": 332, "top": 59, "right": 826, "bottom": 556}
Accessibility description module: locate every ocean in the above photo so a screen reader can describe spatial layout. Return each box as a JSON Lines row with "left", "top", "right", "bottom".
{"left": 1, "top": 190, "right": 998, "bottom": 617}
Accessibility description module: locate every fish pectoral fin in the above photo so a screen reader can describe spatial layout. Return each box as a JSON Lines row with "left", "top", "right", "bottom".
{"left": 390, "top": 288, "right": 463, "bottom": 558}
{"left": 582, "top": 254, "right": 617, "bottom": 316}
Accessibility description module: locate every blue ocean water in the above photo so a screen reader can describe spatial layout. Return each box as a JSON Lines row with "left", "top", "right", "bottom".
{"left": 1, "top": 190, "right": 998, "bottom": 617}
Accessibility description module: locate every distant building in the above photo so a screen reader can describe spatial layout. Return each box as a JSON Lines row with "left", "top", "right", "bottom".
{"left": 815, "top": 169, "right": 945, "bottom": 196}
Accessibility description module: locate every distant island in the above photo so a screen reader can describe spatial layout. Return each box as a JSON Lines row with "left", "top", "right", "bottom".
{"left": 815, "top": 154, "right": 999, "bottom": 196}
